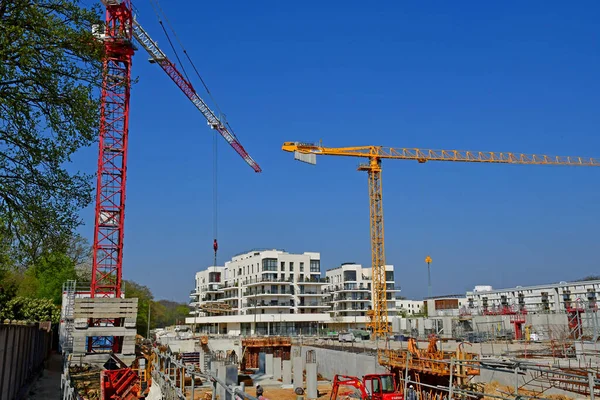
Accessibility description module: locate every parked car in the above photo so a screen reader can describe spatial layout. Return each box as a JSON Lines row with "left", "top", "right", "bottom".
{"left": 338, "top": 331, "right": 356, "bottom": 342}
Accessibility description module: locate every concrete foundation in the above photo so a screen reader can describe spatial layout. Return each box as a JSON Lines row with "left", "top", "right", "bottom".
{"left": 306, "top": 362, "right": 317, "bottom": 399}
{"left": 273, "top": 357, "right": 282, "bottom": 380}
{"left": 301, "top": 346, "right": 387, "bottom": 380}
{"left": 265, "top": 353, "right": 274, "bottom": 376}
{"left": 282, "top": 360, "right": 292, "bottom": 385}
{"left": 292, "top": 356, "right": 303, "bottom": 390}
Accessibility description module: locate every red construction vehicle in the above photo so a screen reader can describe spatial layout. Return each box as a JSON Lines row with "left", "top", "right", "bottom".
{"left": 330, "top": 374, "right": 403, "bottom": 400}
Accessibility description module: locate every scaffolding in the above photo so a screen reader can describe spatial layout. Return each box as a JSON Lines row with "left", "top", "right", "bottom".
{"left": 60, "top": 280, "right": 77, "bottom": 353}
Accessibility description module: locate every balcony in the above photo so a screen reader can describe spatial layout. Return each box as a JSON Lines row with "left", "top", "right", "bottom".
{"left": 204, "top": 284, "right": 223, "bottom": 293}
{"left": 334, "top": 295, "right": 371, "bottom": 302}
{"left": 326, "top": 283, "right": 370, "bottom": 292}
{"left": 297, "top": 302, "right": 329, "bottom": 308}
{"left": 246, "top": 300, "right": 293, "bottom": 308}
{"left": 244, "top": 276, "right": 294, "bottom": 286}
{"left": 298, "top": 291, "right": 324, "bottom": 296}
{"left": 297, "top": 277, "right": 329, "bottom": 285}
{"left": 243, "top": 289, "right": 294, "bottom": 297}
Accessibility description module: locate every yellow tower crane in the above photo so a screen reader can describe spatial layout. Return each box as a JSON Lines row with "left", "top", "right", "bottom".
{"left": 282, "top": 142, "right": 600, "bottom": 339}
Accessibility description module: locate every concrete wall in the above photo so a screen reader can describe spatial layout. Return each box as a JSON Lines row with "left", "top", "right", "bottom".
{"left": 300, "top": 346, "right": 387, "bottom": 380}
{"left": 0, "top": 322, "right": 53, "bottom": 400}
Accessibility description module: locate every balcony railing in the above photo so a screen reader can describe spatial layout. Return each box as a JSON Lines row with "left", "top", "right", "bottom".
{"left": 334, "top": 294, "right": 371, "bottom": 301}
{"left": 246, "top": 300, "right": 293, "bottom": 307}
{"left": 243, "top": 289, "right": 294, "bottom": 296}
{"left": 297, "top": 277, "right": 329, "bottom": 283}
{"left": 298, "top": 302, "right": 327, "bottom": 307}
{"left": 243, "top": 276, "right": 294, "bottom": 285}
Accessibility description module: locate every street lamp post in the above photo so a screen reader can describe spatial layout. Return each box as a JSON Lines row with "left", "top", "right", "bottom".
{"left": 425, "top": 256, "right": 432, "bottom": 299}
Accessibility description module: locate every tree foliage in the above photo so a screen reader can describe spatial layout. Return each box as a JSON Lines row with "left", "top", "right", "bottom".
{"left": 0, "top": 296, "right": 60, "bottom": 323}
{"left": 123, "top": 280, "right": 191, "bottom": 335}
{"left": 125, "top": 280, "right": 154, "bottom": 335}
{"left": 0, "top": 0, "right": 104, "bottom": 264}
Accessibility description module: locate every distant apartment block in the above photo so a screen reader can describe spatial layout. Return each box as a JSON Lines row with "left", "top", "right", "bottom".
{"left": 466, "top": 280, "right": 600, "bottom": 315}
{"left": 396, "top": 299, "right": 424, "bottom": 316}
{"left": 188, "top": 249, "right": 329, "bottom": 335}
{"left": 325, "top": 263, "right": 400, "bottom": 325}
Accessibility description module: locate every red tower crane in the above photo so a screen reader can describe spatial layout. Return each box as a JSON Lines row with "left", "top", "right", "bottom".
{"left": 90, "top": 0, "right": 260, "bottom": 343}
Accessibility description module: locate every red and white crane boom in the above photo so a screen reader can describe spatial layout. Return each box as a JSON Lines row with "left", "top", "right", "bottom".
{"left": 91, "top": 0, "right": 260, "bottom": 307}
{"left": 132, "top": 21, "right": 262, "bottom": 173}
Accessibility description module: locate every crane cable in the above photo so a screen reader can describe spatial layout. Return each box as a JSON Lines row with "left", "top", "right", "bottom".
{"left": 146, "top": 0, "right": 221, "bottom": 264}
{"left": 147, "top": 0, "right": 242, "bottom": 141}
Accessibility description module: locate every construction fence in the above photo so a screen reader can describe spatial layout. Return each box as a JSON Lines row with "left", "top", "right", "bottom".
{"left": 0, "top": 321, "right": 53, "bottom": 400}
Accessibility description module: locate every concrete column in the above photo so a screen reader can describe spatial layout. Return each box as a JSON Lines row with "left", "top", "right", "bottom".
{"left": 199, "top": 349, "right": 205, "bottom": 372}
{"left": 258, "top": 352, "right": 266, "bottom": 374}
{"left": 282, "top": 360, "right": 292, "bottom": 385}
{"left": 306, "top": 361, "right": 317, "bottom": 400}
{"left": 226, "top": 364, "right": 238, "bottom": 400}
{"left": 217, "top": 363, "right": 228, "bottom": 400}
{"left": 292, "top": 356, "right": 303, "bottom": 390}
{"left": 273, "top": 357, "right": 282, "bottom": 380}
{"left": 210, "top": 359, "right": 220, "bottom": 375}
{"left": 265, "top": 353, "right": 274, "bottom": 376}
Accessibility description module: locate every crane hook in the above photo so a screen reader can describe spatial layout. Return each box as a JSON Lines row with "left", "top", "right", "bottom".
{"left": 213, "top": 239, "right": 218, "bottom": 266}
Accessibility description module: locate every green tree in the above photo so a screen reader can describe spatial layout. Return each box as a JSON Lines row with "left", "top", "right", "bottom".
{"left": 0, "top": 296, "right": 60, "bottom": 323}
{"left": 14, "top": 252, "right": 77, "bottom": 304}
{"left": 0, "top": 0, "right": 104, "bottom": 265}
{"left": 124, "top": 280, "right": 154, "bottom": 335}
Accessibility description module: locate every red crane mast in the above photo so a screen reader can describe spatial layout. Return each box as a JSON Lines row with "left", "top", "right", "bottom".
{"left": 91, "top": 0, "right": 260, "bottom": 301}
{"left": 91, "top": 0, "right": 134, "bottom": 299}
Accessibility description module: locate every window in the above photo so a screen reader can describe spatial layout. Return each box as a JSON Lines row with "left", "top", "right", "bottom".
{"left": 385, "top": 271, "right": 394, "bottom": 282}
{"left": 290, "top": 262, "right": 294, "bottom": 271}
{"left": 281, "top": 261, "right": 285, "bottom": 271}
{"left": 310, "top": 260, "right": 320, "bottom": 272}
{"left": 262, "top": 258, "right": 277, "bottom": 271}
{"left": 300, "top": 262, "right": 304, "bottom": 272}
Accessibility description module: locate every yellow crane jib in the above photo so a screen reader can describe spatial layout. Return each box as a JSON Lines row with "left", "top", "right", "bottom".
{"left": 282, "top": 141, "right": 600, "bottom": 339}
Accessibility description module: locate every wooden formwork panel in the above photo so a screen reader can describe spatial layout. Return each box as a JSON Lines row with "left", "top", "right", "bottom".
{"left": 72, "top": 327, "right": 137, "bottom": 337}
{"left": 241, "top": 337, "right": 292, "bottom": 370}
{"left": 74, "top": 298, "right": 138, "bottom": 319}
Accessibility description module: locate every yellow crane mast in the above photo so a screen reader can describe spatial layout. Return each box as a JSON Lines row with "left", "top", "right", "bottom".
{"left": 282, "top": 142, "right": 600, "bottom": 339}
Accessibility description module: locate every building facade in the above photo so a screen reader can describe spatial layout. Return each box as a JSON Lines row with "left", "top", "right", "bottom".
{"left": 465, "top": 280, "right": 600, "bottom": 315}
{"left": 188, "top": 249, "right": 329, "bottom": 335}
{"left": 396, "top": 299, "right": 425, "bottom": 316}
{"left": 325, "top": 263, "right": 400, "bottom": 327}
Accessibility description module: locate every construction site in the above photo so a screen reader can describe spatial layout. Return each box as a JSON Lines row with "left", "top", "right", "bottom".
{"left": 1, "top": 0, "right": 599, "bottom": 400}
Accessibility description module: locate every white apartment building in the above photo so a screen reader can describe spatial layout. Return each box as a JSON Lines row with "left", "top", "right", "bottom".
{"left": 325, "top": 263, "right": 400, "bottom": 328}
{"left": 187, "top": 249, "right": 330, "bottom": 335}
{"left": 396, "top": 299, "right": 424, "bottom": 316}
{"left": 465, "top": 280, "right": 600, "bottom": 315}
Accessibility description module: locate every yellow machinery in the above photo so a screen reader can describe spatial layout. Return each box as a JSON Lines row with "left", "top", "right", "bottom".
{"left": 282, "top": 142, "right": 600, "bottom": 338}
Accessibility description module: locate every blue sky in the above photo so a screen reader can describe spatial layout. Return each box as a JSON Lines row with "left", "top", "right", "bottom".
{"left": 73, "top": 1, "right": 599, "bottom": 302}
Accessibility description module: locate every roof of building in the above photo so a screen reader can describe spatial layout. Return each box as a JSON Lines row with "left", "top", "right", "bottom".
{"left": 466, "top": 279, "right": 600, "bottom": 295}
